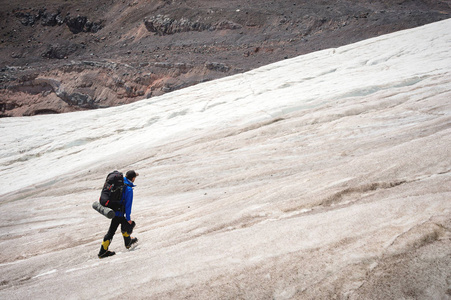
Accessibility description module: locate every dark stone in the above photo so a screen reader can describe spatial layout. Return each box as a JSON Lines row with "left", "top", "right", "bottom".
{"left": 59, "top": 91, "right": 94, "bottom": 108}
{"left": 144, "top": 15, "right": 221, "bottom": 35}
{"left": 33, "top": 109, "right": 59, "bottom": 115}
{"left": 15, "top": 11, "right": 39, "bottom": 26}
{"left": 205, "top": 62, "right": 230, "bottom": 72}
{"left": 66, "top": 16, "right": 88, "bottom": 34}
{"left": 41, "top": 11, "right": 60, "bottom": 26}
{"left": 214, "top": 20, "right": 242, "bottom": 30}
{"left": 15, "top": 9, "right": 102, "bottom": 33}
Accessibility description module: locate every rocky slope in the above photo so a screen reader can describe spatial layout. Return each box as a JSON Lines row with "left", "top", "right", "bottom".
{"left": 0, "top": 0, "right": 450, "bottom": 117}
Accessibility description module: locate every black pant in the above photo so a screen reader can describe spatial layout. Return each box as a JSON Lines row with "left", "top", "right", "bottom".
{"left": 103, "top": 216, "right": 133, "bottom": 242}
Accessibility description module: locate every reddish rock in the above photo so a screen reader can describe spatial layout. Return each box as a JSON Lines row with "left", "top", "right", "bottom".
{"left": 0, "top": 0, "right": 449, "bottom": 117}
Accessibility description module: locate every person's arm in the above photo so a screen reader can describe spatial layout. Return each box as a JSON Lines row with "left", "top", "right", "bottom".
{"left": 124, "top": 187, "right": 133, "bottom": 222}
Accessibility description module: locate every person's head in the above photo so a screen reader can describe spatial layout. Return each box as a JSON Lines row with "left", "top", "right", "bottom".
{"left": 125, "top": 170, "right": 139, "bottom": 182}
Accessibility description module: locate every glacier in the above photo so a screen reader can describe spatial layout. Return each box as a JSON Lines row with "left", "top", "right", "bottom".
{"left": 0, "top": 18, "right": 450, "bottom": 299}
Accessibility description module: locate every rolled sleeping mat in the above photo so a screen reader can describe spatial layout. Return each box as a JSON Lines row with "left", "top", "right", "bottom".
{"left": 92, "top": 201, "right": 116, "bottom": 219}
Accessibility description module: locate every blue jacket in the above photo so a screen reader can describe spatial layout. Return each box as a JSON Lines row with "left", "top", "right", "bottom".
{"left": 115, "top": 177, "right": 135, "bottom": 221}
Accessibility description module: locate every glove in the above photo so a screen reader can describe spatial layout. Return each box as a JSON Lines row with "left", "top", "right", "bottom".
{"left": 129, "top": 221, "right": 136, "bottom": 234}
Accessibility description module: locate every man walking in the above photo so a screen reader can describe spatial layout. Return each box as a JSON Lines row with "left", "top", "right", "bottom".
{"left": 98, "top": 170, "right": 139, "bottom": 258}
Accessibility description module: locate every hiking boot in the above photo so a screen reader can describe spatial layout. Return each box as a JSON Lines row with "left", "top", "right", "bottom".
{"left": 98, "top": 250, "right": 116, "bottom": 259}
{"left": 98, "top": 239, "right": 113, "bottom": 258}
{"left": 126, "top": 237, "right": 138, "bottom": 249}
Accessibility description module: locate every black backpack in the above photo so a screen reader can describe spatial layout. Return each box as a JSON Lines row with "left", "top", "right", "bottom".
{"left": 99, "top": 171, "right": 125, "bottom": 212}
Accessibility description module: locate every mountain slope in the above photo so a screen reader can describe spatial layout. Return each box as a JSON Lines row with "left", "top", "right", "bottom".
{"left": 0, "top": 0, "right": 450, "bottom": 116}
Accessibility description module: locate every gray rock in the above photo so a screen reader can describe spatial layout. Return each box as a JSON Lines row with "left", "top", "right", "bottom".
{"left": 205, "top": 62, "right": 230, "bottom": 72}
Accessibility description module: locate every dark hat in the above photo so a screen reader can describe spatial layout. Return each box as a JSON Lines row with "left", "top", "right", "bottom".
{"left": 126, "top": 170, "right": 139, "bottom": 180}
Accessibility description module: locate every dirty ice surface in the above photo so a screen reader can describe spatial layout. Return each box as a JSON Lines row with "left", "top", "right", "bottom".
{"left": 1, "top": 19, "right": 451, "bottom": 299}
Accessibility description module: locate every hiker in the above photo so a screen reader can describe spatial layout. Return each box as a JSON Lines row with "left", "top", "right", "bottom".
{"left": 98, "top": 170, "right": 139, "bottom": 258}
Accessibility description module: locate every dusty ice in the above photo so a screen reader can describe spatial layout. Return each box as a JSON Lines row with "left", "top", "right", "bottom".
{"left": 0, "top": 19, "right": 450, "bottom": 299}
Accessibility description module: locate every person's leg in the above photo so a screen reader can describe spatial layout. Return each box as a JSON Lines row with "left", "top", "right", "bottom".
{"left": 120, "top": 218, "right": 138, "bottom": 249}
{"left": 98, "top": 217, "right": 120, "bottom": 257}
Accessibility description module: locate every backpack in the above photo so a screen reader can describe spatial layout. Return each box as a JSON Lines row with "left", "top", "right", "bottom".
{"left": 99, "top": 171, "right": 124, "bottom": 212}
